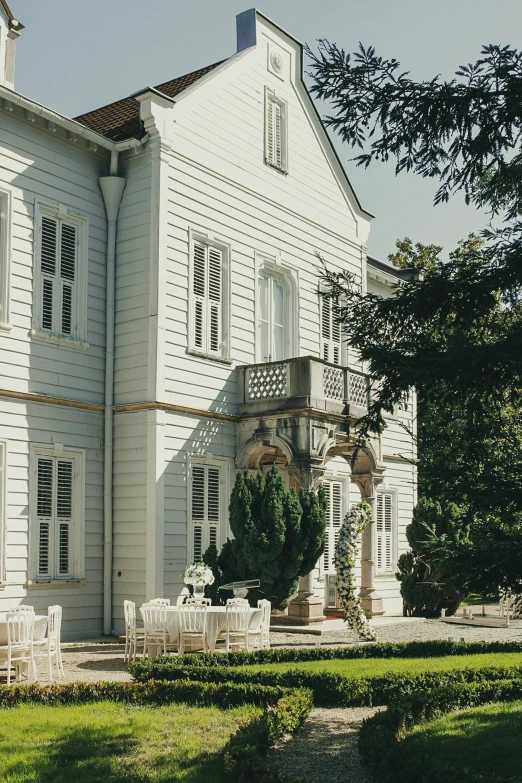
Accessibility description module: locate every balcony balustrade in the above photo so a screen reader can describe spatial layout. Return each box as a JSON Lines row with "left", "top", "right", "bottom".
{"left": 237, "top": 356, "right": 370, "bottom": 419}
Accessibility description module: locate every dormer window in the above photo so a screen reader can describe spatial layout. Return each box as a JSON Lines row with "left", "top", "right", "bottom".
{"left": 265, "top": 89, "right": 288, "bottom": 173}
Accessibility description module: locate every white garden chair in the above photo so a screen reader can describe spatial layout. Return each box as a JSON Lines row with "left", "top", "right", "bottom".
{"left": 257, "top": 599, "right": 271, "bottom": 649}
{"left": 33, "top": 605, "right": 64, "bottom": 681}
{"left": 149, "top": 598, "right": 170, "bottom": 606}
{"left": 226, "top": 597, "right": 249, "bottom": 607}
{"left": 123, "top": 600, "right": 145, "bottom": 662}
{"left": 11, "top": 605, "right": 35, "bottom": 613}
{"left": 141, "top": 604, "right": 168, "bottom": 658}
{"left": 185, "top": 597, "right": 211, "bottom": 606}
{"left": 1, "top": 611, "right": 37, "bottom": 685}
{"left": 178, "top": 605, "right": 207, "bottom": 654}
{"left": 225, "top": 605, "right": 253, "bottom": 652}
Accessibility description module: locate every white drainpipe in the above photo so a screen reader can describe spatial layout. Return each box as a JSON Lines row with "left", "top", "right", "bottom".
{"left": 99, "top": 153, "right": 127, "bottom": 637}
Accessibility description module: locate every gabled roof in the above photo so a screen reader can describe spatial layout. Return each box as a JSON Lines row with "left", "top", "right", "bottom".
{"left": 367, "top": 256, "right": 421, "bottom": 282}
{"left": 74, "top": 60, "right": 224, "bottom": 142}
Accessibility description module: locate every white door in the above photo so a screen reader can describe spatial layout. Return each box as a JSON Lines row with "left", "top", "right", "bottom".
{"left": 259, "top": 272, "right": 286, "bottom": 362}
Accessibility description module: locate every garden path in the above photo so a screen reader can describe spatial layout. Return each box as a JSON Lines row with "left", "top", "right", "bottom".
{"left": 267, "top": 706, "right": 383, "bottom": 783}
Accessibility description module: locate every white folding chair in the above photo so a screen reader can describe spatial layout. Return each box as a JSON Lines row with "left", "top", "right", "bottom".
{"left": 149, "top": 598, "right": 170, "bottom": 606}
{"left": 33, "top": 605, "right": 64, "bottom": 681}
{"left": 225, "top": 605, "right": 252, "bottom": 653}
{"left": 186, "top": 597, "right": 211, "bottom": 606}
{"left": 178, "top": 605, "right": 207, "bottom": 654}
{"left": 11, "top": 605, "right": 35, "bottom": 613}
{"left": 226, "top": 598, "right": 249, "bottom": 607}
{"left": 1, "top": 611, "right": 37, "bottom": 685}
{"left": 123, "top": 600, "right": 145, "bottom": 662}
{"left": 141, "top": 604, "right": 169, "bottom": 658}
{"left": 257, "top": 599, "right": 271, "bottom": 649}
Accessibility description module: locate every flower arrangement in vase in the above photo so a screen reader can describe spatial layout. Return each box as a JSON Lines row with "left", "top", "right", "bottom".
{"left": 183, "top": 563, "right": 215, "bottom": 600}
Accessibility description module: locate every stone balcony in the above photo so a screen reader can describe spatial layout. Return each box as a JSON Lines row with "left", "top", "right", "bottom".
{"left": 237, "top": 356, "right": 370, "bottom": 420}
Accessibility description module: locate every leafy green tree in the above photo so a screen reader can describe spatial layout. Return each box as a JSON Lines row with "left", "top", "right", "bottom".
{"left": 217, "top": 467, "right": 327, "bottom": 608}
{"left": 307, "top": 41, "right": 522, "bottom": 598}
{"left": 396, "top": 498, "right": 468, "bottom": 616}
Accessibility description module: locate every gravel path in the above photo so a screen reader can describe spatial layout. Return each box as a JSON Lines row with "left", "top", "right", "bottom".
{"left": 270, "top": 618, "right": 522, "bottom": 648}
{"left": 267, "top": 707, "right": 382, "bottom": 783}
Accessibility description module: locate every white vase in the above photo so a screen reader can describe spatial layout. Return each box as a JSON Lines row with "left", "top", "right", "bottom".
{"left": 193, "top": 583, "right": 206, "bottom": 600}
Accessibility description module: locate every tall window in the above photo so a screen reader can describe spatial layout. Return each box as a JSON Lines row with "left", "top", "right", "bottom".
{"left": 189, "top": 463, "right": 222, "bottom": 562}
{"left": 30, "top": 446, "right": 84, "bottom": 581}
{"left": 33, "top": 205, "right": 87, "bottom": 343}
{"left": 259, "top": 271, "right": 286, "bottom": 362}
{"left": 189, "top": 237, "right": 229, "bottom": 360}
{"left": 265, "top": 89, "right": 288, "bottom": 173}
{"left": 0, "top": 188, "right": 11, "bottom": 327}
{"left": 321, "top": 295, "right": 341, "bottom": 364}
{"left": 322, "top": 479, "right": 343, "bottom": 572}
{"left": 376, "top": 491, "right": 395, "bottom": 575}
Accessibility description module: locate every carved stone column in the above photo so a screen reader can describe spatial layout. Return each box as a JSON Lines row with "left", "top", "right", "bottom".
{"left": 351, "top": 472, "right": 385, "bottom": 618}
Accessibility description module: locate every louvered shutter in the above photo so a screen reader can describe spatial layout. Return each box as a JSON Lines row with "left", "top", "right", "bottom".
{"left": 192, "top": 242, "right": 223, "bottom": 356}
{"left": 59, "top": 223, "right": 77, "bottom": 336}
{"left": 190, "top": 464, "right": 221, "bottom": 563}
{"left": 323, "top": 480, "right": 343, "bottom": 572}
{"left": 208, "top": 248, "right": 222, "bottom": 354}
{"left": 37, "top": 458, "right": 53, "bottom": 576}
{"left": 321, "top": 296, "right": 341, "bottom": 365}
{"left": 266, "top": 99, "right": 274, "bottom": 166}
{"left": 56, "top": 460, "right": 73, "bottom": 576}
{"left": 376, "top": 493, "right": 394, "bottom": 574}
{"left": 266, "top": 95, "right": 284, "bottom": 169}
{"left": 40, "top": 216, "right": 58, "bottom": 332}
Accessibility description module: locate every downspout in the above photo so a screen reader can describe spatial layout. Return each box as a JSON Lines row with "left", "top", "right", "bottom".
{"left": 99, "top": 152, "right": 126, "bottom": 636}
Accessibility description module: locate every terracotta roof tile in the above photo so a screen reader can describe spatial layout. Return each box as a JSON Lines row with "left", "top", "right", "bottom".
{"left": 74, "top": 60, "right": 224, "bottom": 142}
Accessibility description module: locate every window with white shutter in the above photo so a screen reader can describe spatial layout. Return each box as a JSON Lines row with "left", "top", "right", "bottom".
{"left": 265, "top": 89, "right": 287, "bottom": 172}
{"left": 189, "top": 463, "right": 222, "bottom": 562}
{"left": 321, "top": 295, "right": 342, "bottom": 365}
{"left": 322, "top": 479, "right": 343, "bottom": 572}
{"left": 33, "top": 204, "right": 87, "bottom": 345}
{"left": 376, "top": 491, "right": 395, "bottom": 575}
{"left": 190, "top": 238, "right": 228, "bottom": 359}
{"left": 30, "top": 446, "right": 84, "bottom": 581}
{"left": 0, "top": 188, "right": 11, "bottom": 327}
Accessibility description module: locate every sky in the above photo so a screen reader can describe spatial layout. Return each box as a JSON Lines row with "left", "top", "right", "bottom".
{"left": 11, "top": 0, "right": 522, "bottom": 261}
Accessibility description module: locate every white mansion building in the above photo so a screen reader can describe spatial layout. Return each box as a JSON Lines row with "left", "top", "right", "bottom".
{"left": 0, "top": 5, "right": 416, "bottom": 637}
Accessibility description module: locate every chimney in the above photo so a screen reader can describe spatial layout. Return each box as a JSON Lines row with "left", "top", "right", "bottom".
{"left": 0, "top": 2, "right": 23, "bottom": 91}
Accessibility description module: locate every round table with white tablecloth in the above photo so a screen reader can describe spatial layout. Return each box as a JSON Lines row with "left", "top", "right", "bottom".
{"left": 0, "top": 613, "right": 48, "bottom": 647}
{"left": 141, "top": 605, "right": 263, "bottom": 653}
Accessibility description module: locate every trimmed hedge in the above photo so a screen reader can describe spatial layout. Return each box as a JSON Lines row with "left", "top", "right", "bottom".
{"left": 359, "top": 678, "right": 522, "bottom": 782}
{"left": 130, "top": 639, "right": 522, "bottom": 672}
{"left": 130, "top": 660, "right": 522, "bottom": 708}
{"left": 0, "top": 679, "right": 312, "bottom": 783}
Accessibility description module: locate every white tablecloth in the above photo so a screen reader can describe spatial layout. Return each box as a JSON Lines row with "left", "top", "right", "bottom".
{"left": 141, "top": 606, "right": 262, "bottom": 653}
{"left": 0, "top": 614, "right": 47, "bottom": 646}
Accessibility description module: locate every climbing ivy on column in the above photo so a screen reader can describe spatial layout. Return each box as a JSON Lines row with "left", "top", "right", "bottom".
{"left": 334, "top": 501, "right": 376, "bottom": 641}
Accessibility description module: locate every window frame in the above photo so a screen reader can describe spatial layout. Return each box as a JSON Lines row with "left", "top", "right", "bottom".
{"left": 32, "top": 201, "right": 88, "bottom": 348}
{"left": 28, "top": 443, "right": 85, "bottom": 583}
{"left": 0, "top": 186, "right": 12, "bottom": 330}
{"left": 255, "top": 255, "right": 298, "bottom": 363}
{"left": 0, "top": 440, "right": 7, "bottom": 586}
{"left": 264, "top": 88, "right": 288, "bottom": 174}
{"left": 187, "top": 454, "right": 229, "bottom": 565}
{"left": 187, "top": 229, "right": 231, "bottom": 363}
{"left": 375, "top": 487, "right": 398, "bottom": 577}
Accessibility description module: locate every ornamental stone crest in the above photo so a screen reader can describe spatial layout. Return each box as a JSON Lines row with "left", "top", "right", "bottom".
{"left": 270, "top": 50, "right": 284, "bottom": 74}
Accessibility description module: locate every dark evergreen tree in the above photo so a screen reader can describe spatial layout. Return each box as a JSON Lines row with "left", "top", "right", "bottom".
{"left": 217, "top": 467, "right": 327, "bottom": 608}
{"left": 396, "top": 498, "right": 468, "bottom": 616}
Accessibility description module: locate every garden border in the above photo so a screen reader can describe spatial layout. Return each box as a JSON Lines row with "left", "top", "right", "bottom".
{"left": 359, "top": 678, "right": 522, "bottom": 782}
{"left": 0, "top": 679, "right": 312, "bottom": 783}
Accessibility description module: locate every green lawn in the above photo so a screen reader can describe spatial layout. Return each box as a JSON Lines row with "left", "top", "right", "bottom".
{"left": 230, "top": 652, "right": 522, "bottom": 678}
{"left": 0, "top": 701, "right": 260, "bottom": 783}
{"left": 402, "top": 700, "right": 522, "bottom": 782}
